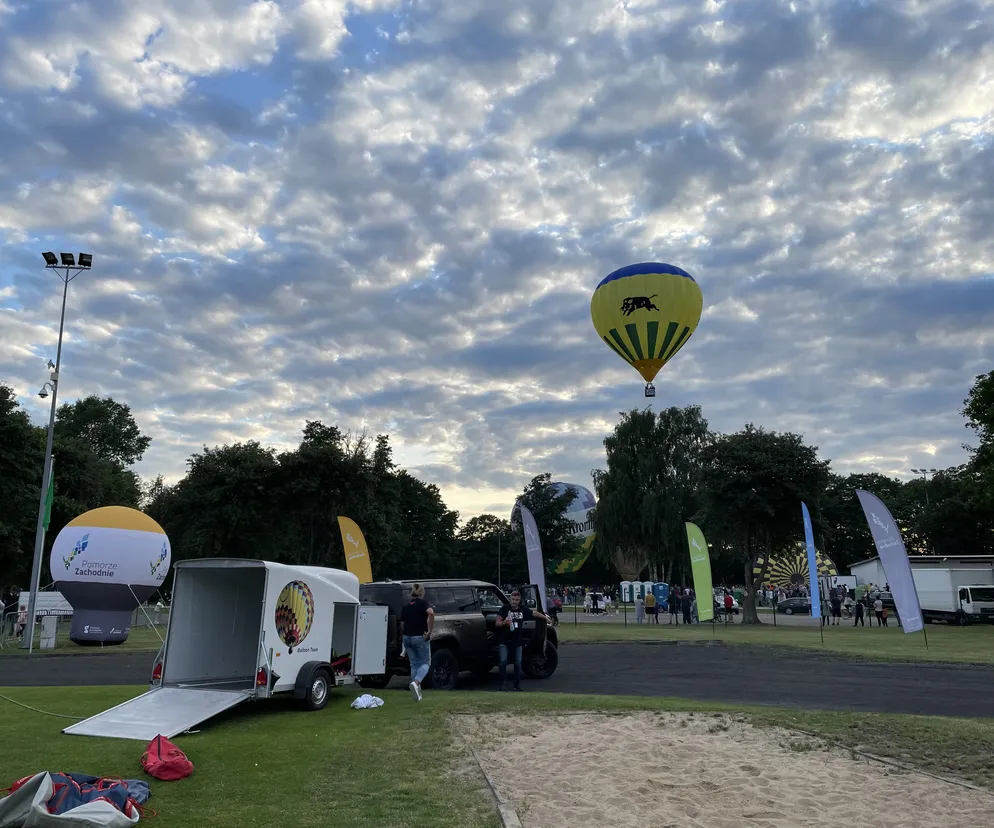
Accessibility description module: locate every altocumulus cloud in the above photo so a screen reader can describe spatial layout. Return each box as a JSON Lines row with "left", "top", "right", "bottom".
{"left": 1, "top": 0, "right": 992, "bottom": 520}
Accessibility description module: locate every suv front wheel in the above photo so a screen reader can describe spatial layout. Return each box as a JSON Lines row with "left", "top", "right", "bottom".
{"left": 523, "top": 641, "right": 559, "bottom": 680}
{"left": 426, "top": 647, "right": 460, "bottom": 691}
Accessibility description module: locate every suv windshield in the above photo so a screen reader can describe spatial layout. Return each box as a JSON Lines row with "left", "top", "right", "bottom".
{"left": 967, "top": 587, "right": 994, "bottom": 603}
{"left": 475, "top": 586, "right": 506, "bottom": 610}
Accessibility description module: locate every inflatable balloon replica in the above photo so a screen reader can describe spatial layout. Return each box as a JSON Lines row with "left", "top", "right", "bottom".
{"left": 511, "top": 481, "right": 598, "bottom": 574}
{"left": 590, "top": 262, "right": 703, "bottom": 397}
{"left": 547, "top": 482, "right": 596, "bottom": 574}
{"left": 49, "top": 506, "right": 171, "bottom": 645}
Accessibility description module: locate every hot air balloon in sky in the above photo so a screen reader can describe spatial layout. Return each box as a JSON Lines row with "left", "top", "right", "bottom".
{"left": 590, "top": 262, "right": 703, "bottom": 397}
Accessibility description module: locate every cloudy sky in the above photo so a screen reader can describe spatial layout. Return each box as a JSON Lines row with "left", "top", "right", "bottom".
{"left": 1, "top": 0, "right": 992, "bottom": 521}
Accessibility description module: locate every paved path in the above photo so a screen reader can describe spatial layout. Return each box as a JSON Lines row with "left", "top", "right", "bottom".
{"left": 3, "top": 643, "right": 992, "bottom": 718}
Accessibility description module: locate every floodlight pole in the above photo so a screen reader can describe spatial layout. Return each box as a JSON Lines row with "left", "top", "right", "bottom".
{"left": 23, "top": 260, "right": 88, "bottom": 652}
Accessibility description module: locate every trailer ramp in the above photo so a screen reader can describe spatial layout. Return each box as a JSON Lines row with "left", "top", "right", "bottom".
{"left": 63, "top": 686, "right": 254, "bottom": 742}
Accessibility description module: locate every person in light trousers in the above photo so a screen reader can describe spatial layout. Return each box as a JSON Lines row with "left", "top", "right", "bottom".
{"left": 400, "top": 583, "right": 434, "bottom": 702}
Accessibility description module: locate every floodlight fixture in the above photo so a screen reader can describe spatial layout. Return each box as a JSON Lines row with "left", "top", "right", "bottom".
{"left": 78, "top": 253, "right": 93, "bottom": 268}
{"left": 43, "top": 251, "right": 59, "bottom": 266}
{"left": 60, "top": 252, "right": 75, "bottom": 267}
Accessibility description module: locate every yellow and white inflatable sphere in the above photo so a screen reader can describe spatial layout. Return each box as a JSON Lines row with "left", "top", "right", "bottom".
{"left": 50, "top": 506, "right": 171, "bottom": 586}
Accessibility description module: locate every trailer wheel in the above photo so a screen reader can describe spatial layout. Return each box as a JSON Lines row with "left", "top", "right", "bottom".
{"left": 305, "top": 669, "right": 331, "bottom": 711}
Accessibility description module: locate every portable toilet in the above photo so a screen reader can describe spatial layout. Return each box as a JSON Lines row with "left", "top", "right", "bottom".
{"left": 652, "top": 583, "right": 669, "bottom": 610}
{"left": 620, "top": 581, "right": 633, "bottom": 603}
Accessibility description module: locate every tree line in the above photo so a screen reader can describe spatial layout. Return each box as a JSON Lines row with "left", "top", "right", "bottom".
{"left": 587, "top": 371, "right": 994, "bottom": 622}
{"left": 1, "top": 371, "right": 991, "bottom": 608}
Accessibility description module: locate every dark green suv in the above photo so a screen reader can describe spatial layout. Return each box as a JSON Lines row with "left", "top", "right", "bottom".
{"left": 357, "top": 579, "right": 560, "bottom": 690}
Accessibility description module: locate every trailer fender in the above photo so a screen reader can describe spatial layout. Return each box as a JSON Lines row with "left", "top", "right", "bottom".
{"left": 294, "top": 661, "right": 333, "bottom": 699}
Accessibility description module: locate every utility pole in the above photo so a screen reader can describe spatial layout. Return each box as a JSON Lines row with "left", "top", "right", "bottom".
{"left": 22, "top": 252, "right": 92, "bottom": 652}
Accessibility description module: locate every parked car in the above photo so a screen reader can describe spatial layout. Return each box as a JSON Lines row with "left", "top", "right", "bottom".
{"left": 776, "top": 597, "right": 812, "bottom": 615}
{"left": 713, "top": 591, "right": 740, "bottom": 615}
{"left": 357, "top": 579, "right": 560, "bottom": 690}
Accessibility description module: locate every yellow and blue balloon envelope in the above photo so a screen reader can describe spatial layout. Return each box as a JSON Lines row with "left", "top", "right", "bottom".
{"left": 275, "top": 580, "right": 315, "bottom": 653}
{"left": 590, "top": 262, "right": 703, "bottom": 386}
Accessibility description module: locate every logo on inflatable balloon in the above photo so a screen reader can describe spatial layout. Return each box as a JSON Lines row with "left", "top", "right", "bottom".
{"left": 49, "top": 506, "right": 171, "bottom": 646}
{"left": 549, "top": 482, "right": 597, "bottom": 574}
{"left": 274, "top": 580, "right": 315, "bottom": 654}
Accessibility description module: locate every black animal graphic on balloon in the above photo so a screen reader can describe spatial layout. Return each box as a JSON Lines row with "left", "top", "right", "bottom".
{"left": 620, "top": 295, "right": 659, "bottom": 315}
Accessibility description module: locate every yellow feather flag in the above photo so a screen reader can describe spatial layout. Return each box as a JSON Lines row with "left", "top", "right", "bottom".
{"left": 337, "top": 516, "right": 373, "bottom": 584}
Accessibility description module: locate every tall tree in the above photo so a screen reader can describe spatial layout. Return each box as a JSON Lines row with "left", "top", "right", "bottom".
{"left": 963, "top": 370, "right": 994, "bottom": 509}
{"left": 591, "top": 406, "right": 711, "bottom": 581}
{"left": 905, "top": 466, "right": 994, "bottom": 556}
{"left": 698, "top": 425, "right": 830, "bottom": 623}
{"left": 55, "top": 396, "right": 152, "bottom": 466}
{"left": 454, "top": 514, "right": 512, "bottom": 582}
{"left": 0, "top": 386, "right": 45, "bottom": 585}
{"left": 821, "top": 472, "right": 906, "bottom": 568}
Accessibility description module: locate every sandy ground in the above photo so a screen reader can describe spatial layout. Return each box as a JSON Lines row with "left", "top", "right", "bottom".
{"left": 454, "top": 712, "right": 994, "bottom": 828}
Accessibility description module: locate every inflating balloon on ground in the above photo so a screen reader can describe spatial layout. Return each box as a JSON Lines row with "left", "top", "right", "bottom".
{"left": 590, "top": 262, "right": 703, "bottom": 397}
{"left": 48, "top": 506, "right": 171, "bottom": 645}
{"left": 511, "top": 481, "right": 597, "bottom": 574}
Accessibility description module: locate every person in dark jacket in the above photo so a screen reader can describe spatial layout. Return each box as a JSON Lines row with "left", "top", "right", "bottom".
{"left": 681, "top": 588, "right": 693, "bottom": 625}
{"left": 400, "top": 583, "right": 434, "bottom": 702}
{"left": 853, "top": 597, "right": 865, "bottom": 627}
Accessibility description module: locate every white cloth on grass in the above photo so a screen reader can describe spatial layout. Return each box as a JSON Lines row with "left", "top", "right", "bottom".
{"left": 350, "top": 694, "right": 384, "bottom": 709}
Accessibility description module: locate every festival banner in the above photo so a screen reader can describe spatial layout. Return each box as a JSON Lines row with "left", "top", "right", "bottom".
{"left": 519, "top": 505, "right": 548, "bottom": 612}
{"left": 685, "top": 522, "right": 714, "bottom": 622}
{"left": 856, "top": 490, "right": 924, "bottom": 634}
{"left": 801, "top": 502, "right": 821, "bottom": 620}
{"left": 337, "top": 516, "right": 373, "bottom": 584}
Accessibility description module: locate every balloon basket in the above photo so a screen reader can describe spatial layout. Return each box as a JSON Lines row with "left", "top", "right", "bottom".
{"left": 644, "top": 383, "right": 655, "bottom": 398}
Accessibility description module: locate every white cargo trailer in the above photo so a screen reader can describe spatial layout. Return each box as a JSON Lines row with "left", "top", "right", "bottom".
{"left": 63, "top": 558, "right": 388, "bottom": 741}
{"left": 914, "top": 567, "right": 994, "bottom": 625}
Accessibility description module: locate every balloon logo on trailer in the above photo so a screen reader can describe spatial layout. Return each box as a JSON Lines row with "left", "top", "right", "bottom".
{"left": 274, "top": 581, "right": 314, "bottom": 654}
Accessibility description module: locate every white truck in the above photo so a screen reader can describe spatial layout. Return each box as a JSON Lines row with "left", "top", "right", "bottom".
{"left": 63, "top": 558, "right": 389, "bottom": 741}
{"left": 913, "top": 567, "right": 994, "bottom": 626}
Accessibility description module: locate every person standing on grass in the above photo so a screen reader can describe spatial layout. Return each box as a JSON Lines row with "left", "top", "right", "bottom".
{"left": 644, "top": 589, "right": 656, "bottom": 623}
{"left": 400, "top": 583, "right": 434, "bottom": 703}
{"left": 669, "top": 587, "right": 681, "bottom": 625}
{"left": 635, "top": 593, "right": 645, "bottom": 624}
{"left": 683, "top": 588, "right": 694, "bottom": 625}
{"left": 853, "top": 596, "right": 865, "bottom": 626}
{"left": 873, "top": 596, "right": 884, "bottom": 627}
{"left": 830, "top": 592, "right": 842, "bottom": 626}
{"left": 496, "top": 590, "right": 554, "bottom": 692}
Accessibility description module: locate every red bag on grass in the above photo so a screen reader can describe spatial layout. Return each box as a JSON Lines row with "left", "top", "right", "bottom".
{"left": 141, "top": 735, "right": 194, "bottom": 781}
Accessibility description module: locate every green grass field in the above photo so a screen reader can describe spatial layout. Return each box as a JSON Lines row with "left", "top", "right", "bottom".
{"left": 558, "top": 619, "right": 994, "bottom": 663}
{"left": 6, "top": 615, "right": 993, "bottom": 666}
{"left": 0, "top": 686, "right": 991, "bottom": 827}
{"left": 0, "top": 626, "right": 166, "bottom": 656}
